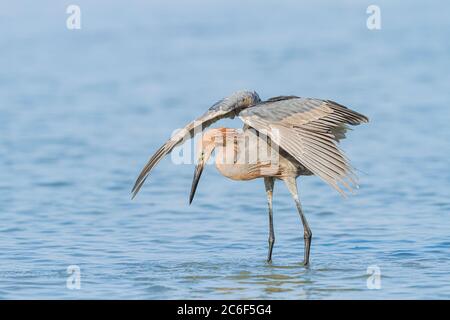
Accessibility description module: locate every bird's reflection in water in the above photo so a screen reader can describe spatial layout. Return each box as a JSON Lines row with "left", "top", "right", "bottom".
{"left": 208, "top": 261, "right": 315, "bottom": 298}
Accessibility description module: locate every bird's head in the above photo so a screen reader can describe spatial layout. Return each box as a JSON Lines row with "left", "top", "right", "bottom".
{"left": 189, "top": 128, "right": 236, "bottom": 204}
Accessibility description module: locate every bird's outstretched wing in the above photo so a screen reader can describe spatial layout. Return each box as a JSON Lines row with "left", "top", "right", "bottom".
{"left": 131, "top": 91, "right": 261, "bottom": 198}
{"left": 238, "top": 97, "right": 369, "bottom": 195}
{"left": 131, "top": 108, "right": 230, "bottom": 198}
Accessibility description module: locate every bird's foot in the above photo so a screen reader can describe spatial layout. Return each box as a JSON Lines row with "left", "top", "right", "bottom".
{"left": 300, "top": 260, "right": 310, "bottom": 268}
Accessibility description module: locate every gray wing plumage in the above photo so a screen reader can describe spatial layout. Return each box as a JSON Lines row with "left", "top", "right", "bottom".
{"left": 131, "top": 107, "right": 231, "bottom": 198}
{"left": 238, "top": 97, "right": 369, "bottom": 194}
{"left": 131, "top": 90, "right": 261, "bottom": 198}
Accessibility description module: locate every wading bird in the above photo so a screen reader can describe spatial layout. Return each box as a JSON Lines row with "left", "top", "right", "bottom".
{"left": 132, "top": 91, "right": 368, "bottom": 265}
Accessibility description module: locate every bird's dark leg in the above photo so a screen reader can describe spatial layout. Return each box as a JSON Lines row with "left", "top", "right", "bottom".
{"left": 284, "top": 177, "right": 312, "bottom": 266}
{"left": 264, "top": 177, "right": 275, "bottom": 263}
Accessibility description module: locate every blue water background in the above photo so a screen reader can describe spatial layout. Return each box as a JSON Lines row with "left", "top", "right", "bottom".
{"left": 0, "top": 0, "right": 449, "bottom": 299}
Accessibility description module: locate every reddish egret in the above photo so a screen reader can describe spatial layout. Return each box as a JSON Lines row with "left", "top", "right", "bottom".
{"left": 132, "top": 91, "right": 368, "bottom": 265}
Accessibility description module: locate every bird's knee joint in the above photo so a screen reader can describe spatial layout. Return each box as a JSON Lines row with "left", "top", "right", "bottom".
{"left": 304, "top": 231, "right": 312, "bottom": 240}
{"left": 268, "top": 236, "right": 275, "bottom": 244}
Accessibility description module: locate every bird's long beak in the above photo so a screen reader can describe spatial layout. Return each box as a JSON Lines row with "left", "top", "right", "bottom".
{"left": 189, "top": 160, "right": 205, "bottom": 205}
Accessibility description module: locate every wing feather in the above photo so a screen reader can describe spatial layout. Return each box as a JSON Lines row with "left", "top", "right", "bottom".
{"left": 131, "top": 108, "right": 231, "bottom": 198}
{"left": 131, "top": 90, "right": 261, "bottom": 198}
{"left": 239, "top": 97, "right": 368, "bottom": 194}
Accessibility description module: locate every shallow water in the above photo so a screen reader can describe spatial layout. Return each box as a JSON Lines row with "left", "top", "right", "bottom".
{"left": 1, "top": 0, "right": 450, "bottom": 299}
